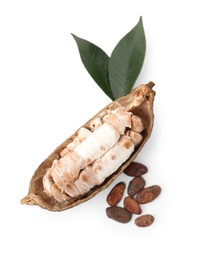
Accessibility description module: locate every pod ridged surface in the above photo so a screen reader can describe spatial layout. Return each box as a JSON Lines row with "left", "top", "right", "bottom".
{"left": 21, "top": 83, "right": 155, "bottom": 211}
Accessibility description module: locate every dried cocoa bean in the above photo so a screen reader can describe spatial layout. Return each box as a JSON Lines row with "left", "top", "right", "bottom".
{"left": 124, "top": 162, "right": 148, "bottom": 177}
{"left": 106, "top": 206, "right": 132, "bottom": 223}
{"left": 136, "top": 185, "right": 161, "bottom": 204}
{"left": 106, "top": 182, "right": 125, "bottom": 206}
{"left": 127, "top": 176, "right": 145, "bottom": 196}
{"left": 135, "top": 214, "right": 154, "bottom": 227}
{"left": 123, "top": 196, "right": 142, "bottom": 214}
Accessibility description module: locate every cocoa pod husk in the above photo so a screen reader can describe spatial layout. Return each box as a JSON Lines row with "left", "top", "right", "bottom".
{"left": 21, "top": 83, "right": 155, "bottom": 211}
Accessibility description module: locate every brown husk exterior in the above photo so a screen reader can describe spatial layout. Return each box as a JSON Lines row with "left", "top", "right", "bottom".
{"left": 21, "top": 83, "right": 155, "bottom": 211}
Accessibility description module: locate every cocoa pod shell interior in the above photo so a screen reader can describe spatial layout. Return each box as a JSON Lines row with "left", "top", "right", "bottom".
{"left": 21, "top": 83, "right": 155, "bottom": 211}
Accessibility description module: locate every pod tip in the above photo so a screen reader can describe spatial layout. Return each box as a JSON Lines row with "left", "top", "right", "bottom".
{"left": 20, "top": 194, "right": 36, "bottom": 205}
{"left": 146, "top": 81, "right": 155, "bottom": 89}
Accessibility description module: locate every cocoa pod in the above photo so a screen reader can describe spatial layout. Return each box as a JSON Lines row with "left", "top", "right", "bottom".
{"left": 135, "top": 214, "right": 154, "bottom": 227}
{"left": 136, "top": 185, "right": 161, "bottom": 204}
{"left": 123, "top": 196, "right": 142, "bottom": 214}
{"left": 124, "top": 162, "right": 148, "bottom": 177}
{"left": 127, "top": 176, "right": 145, "bottom": 196}
{"left": 106, "top": 206, "right": 132, "bottom": 223}
{"left": 106, "top": 182, "right": 125, "bottom": 206}
{"left": 21, "top": 83, "right": 155, "bottom": 211}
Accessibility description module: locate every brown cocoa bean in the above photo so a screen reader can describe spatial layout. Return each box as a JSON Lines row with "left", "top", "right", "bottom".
{"left": 127, "top": 176, "right": 145, "bottom": 196}
{"left": 136, "top": 185, "right": 161, "bottom": 204}
{"left": 106, "top": 182, "right": 125, "bottom": 206}
{"left": 135, "top": 214, "right": 154, "bottom": 227}
{"left": 106, "top": 206, "right": 132, "bottom": 223}
{"left": 123, "top": 196, "right": 142, "bottom": 214}
{"left": 124, "top": 162, "right": 148, "bottom": 177}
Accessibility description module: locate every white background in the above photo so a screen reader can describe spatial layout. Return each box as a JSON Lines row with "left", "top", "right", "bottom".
{"left": 0, "top": 0, "right": 197, "bottom": 259}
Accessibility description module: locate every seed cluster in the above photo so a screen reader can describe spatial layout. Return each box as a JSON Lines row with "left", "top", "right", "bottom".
{"left": 106, "top": 162, "right": 161, "bottom": 227}
{"left": 42, "top": 108, "right": 145, "bottom": 203}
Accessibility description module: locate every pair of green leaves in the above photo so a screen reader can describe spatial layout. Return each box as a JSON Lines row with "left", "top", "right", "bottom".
{"left": 72, "top": 17, "right": 146, "bottom": 100}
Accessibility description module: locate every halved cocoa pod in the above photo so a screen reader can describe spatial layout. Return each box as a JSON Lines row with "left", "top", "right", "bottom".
{"left": 21, "top": 83, "right": 155, "bottom": 211}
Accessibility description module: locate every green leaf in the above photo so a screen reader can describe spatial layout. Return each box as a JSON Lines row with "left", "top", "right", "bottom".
{"left": 71, "top": 34, "right": 113, "bottom": 100}
{"left": 109, "top": 17, "right": 146, "bottom": 99}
